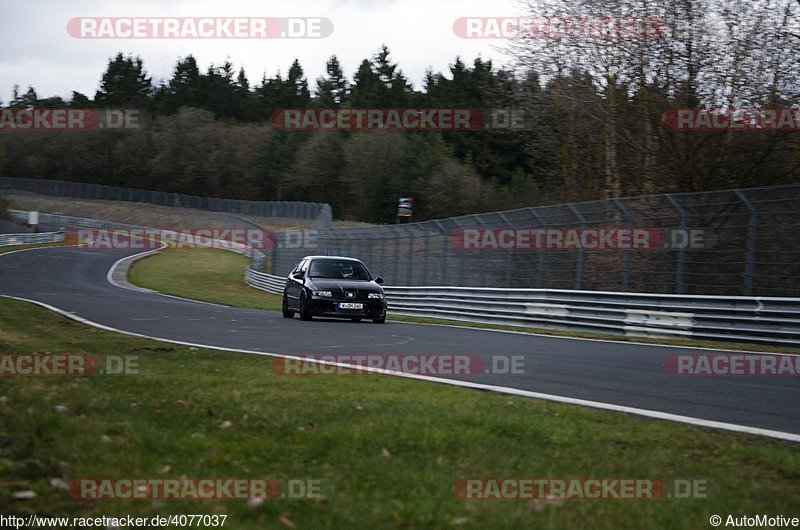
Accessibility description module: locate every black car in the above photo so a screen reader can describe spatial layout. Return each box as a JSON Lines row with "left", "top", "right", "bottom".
{"left": 282, "top": 256, "right": 387, "bottom": 323}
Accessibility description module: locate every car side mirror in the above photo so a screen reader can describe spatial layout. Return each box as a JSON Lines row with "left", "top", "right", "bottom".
{"left": 294, "top": 270, "right": 305, "bottom": 279}
{"left": 375, "top": 276, "right": 384, "bottom": 284}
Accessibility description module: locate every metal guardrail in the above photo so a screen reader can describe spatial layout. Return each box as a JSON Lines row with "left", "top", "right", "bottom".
{"left": 245, "top": 268, "right": 286, "bottom": 293}
{"left": 243, "top": 268, "right": 800, "bottom": 346}
{"left": 0, "top": 230, "right": 64, "bottom": 247}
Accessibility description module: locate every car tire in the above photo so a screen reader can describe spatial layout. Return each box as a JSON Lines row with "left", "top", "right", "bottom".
{"left": 372, "top": 314, "right": 386, "bottom": 324}
{"left": 299, "top": 292, "right": 313, "bottom": 321}
{"left": 282, "top": 295, "right": 294, "bottom": 318}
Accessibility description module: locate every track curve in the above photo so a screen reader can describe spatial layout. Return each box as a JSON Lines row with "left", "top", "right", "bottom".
{"left": 1, "top": 245, "right": 798, "bottom": 440}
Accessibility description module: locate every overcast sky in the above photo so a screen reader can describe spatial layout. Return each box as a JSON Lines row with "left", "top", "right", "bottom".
{"left": 0, "top": 0, "right": 522, "bottom": 104}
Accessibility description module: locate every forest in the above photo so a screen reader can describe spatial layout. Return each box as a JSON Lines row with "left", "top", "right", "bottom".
{"left": 1, "top": 0, "right": 798, "bottom": 222}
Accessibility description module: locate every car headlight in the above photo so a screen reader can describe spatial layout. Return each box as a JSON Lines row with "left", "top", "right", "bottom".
{"left": 368, "top": 293, "right": 384, "bottom": 299}
{"left": 313, "top": 291, "right": 332, "bottom": 297}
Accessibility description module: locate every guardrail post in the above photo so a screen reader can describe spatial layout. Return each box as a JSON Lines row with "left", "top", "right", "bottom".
{"left": 498, "top": 212, "right": 515, "bottom": 287}
{"left": 404, "top": 228, "right": 414, "bottom": 286}
{"left": 735, "top": 190, "right": 758, "bottom": 296}
{"left": 470, "top": 214, "right": 490, "bottom": 287}
{"left": 450, "top": 217, "right": 469, "bottom": 286}
{"left": 612, "top": 198, "right": 632, "bottom": 291}
{"left": 567, "top": 204, "right": 586, "bottom": 290}
{"left": 322, "top": 232, "right": 330, "bottom": 256}
{"left": 366, "top": 231, "right": 375, "bottom": 273}
{"left": 527, "top": 208, "right": 546, "bottom": 289}
{"left": 666, "top": 194, "right": 686, "bottom": 294}
{"left": 345, "top": 232, "right": 353, "bottom": 260}
{"left": 394, "top": 231, "right": 401, "bottom": 285}
{"left": 379, "top": 227, "right": 388, "bottom": 282}
{"left": 422, "top": 227, "right": 430, "bottom": 286}
{"left": 270, "top": 233, "right": 280, "bottom": 274}
{"left": 433, "top": 220, "right": 449, "bottom": 286}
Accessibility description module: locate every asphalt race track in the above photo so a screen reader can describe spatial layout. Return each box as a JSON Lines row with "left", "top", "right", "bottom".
{"left": 1, "top": 245, "right": 798, "bottom": 440}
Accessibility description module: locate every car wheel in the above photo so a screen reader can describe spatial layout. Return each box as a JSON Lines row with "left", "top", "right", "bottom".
{"left": 299, "top": 291, "right": 313, "bottom": 321}
{"left": 282, "top": 295, "right": 294, "bottom": 318}
{"left": 372, "top": 313, "right": 386, "bottom": 324}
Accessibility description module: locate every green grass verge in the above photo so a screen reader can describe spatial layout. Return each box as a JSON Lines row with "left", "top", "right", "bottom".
{"left": 0, "top": 241, "right": 63, "bottom": 255}
{"left": 1, "top": 297, "right": 799, "bottom": 528}
{"left": 129, "top": 248, "right": 281, "bottom": 312}
{"left": 129, "top": 248, "right": 798, "bottom": 353}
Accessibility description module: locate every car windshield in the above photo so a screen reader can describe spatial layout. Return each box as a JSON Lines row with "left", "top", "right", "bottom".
{"left": 309, "top": 259, "right": 371, "bottom": 280}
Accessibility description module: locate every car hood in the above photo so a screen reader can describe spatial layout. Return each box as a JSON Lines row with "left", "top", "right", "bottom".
{"left": 308, "top": 279, "right": 382, "bottom": 294}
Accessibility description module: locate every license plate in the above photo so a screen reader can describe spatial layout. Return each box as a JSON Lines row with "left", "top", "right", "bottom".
{"left": 338, "top": 303, "right": 363, "bottom": 310}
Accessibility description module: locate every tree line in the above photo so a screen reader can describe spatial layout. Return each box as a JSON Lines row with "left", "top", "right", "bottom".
{"left": 1, "top": 0, "right": 798, "bottom": 223}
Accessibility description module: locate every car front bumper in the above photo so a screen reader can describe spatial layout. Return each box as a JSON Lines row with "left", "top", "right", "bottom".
{"left": 308, "top": 297, "right": 387, "bottom": 318}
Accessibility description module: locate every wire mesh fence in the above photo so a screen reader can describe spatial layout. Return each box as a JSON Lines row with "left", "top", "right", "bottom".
{"left": 269, "top": 184, "right": 800, "bottom": 296}
{"left": 4, "top": 176, "right": 798, "bottom": 295}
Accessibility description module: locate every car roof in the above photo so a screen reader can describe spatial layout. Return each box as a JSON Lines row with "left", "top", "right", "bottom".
{"left": 302, "top": 256, "right": 363, "bottom": 262}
